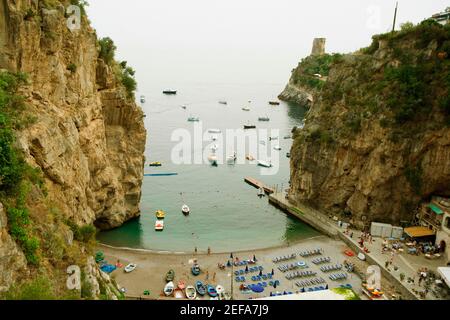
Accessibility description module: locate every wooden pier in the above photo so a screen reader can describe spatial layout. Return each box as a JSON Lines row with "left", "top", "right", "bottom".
{"left": 244, "top": 177, "right": 275, "bottom": 194}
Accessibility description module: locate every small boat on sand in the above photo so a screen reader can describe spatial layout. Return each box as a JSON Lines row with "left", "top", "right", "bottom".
{"left": 155, "top": 220, "right": 164, "bottom": 231}
{"left": 258, "top": 160, "right": 272, "bottom": 168}
{"left": 156, "top": 210, "right": 165, "bottom": 219}
{"left": 178, "top": 280, "right": 186, "bottom": 290}
{"left": 164, "top": 281, "right": 174, "bottom": 296}
{"left": 195, "top": 281, "right": 206, "bottom": 296}
{"left": 166, "top": 269, "right": 175, "bottom": 282}
{"left": 207, "top": 285, "right": 218, "bottom": 298}
{"left": 192, "top": 264, "right": 201, "bottom": 276}
{"left": 174, "top": 288, "right": 184, "bottom": 299}
{"left": 186, "top": 285, "right": 197, "bottom": 300}
{"left": 149, "top": 162, "right": 162, "bottom": 167}
{"left": 124, "top": 263, "right": 137, "bottom": 273}
{"left": 163, "top": 90, "right": 177, "bottom": 95}
{"left": 182, "top": 204, "right": 190, "bottom": 215}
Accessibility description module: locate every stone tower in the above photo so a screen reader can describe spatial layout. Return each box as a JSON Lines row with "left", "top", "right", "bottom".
{"left": 311, "top": 38, "right": 326, "bottom": 56}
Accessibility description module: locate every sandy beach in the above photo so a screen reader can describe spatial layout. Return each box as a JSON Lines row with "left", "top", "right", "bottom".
{"left": 98, "top": 235, "right": 372, "bottom": 300}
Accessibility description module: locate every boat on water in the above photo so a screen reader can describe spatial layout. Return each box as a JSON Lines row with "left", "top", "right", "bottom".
{"left": 226, "top": 152, "right": 237, "bottom": 164}
{"left": 181, "top": 105, "right": 187, "bottom": 109}
{"left": 258, "top": 116, "right": 270, "bottom": 122}
{"left": 144, "top": 173, "right": 178, "bottom": 177}
{"left": 269, "top": 137, "right": 279, "bottom": 141}
{"left": 242, "top": 107, "right": 250, "bottom": 111}
{"left": 188, "top": 116, "right": 200, "bottom": 122}
{"left": 246, "top": 154, "right": 255, "bottom": 161}
{"left": 211, "top": 144, "right": 219, "bottom": 152}
{"left": 286, "top": 152, "right": 291, "bottom": 158}
{"left": 269, "top": 101, "right": 280, "bottom": 106}
{"left": 195, "top": 281, "right": 206, "bottom": 296}
{"left": 208, "top": 129, "right": 221, "bottom": 134}
{"left": 257, "top": 160, "right": 272, "bottom": 168}
{"left": 274, "top": 145, "right": 282, "bottom": 151}
{"left": 259, "top": 140, "right": 266, "bottom": 146}
{"left": 164, "top": 282, "right": 174, "bottom": 296}
{"left": 208, "top": 154, "right": 218, "bottom": 166}
{"left": 140, "top": 95, "right": 146, "bottom": 103}
{"left": 155, "top": 220, "right": 164, "bottom": 231}
{"left": 244, "top": 124, "right": 256, "bottom": 130}
{"left": 207, "top": 285, "right": 218, "bottom": 298}
{"left": 219, "top": 101, "right": 228, "bottom": 105}
{"left": 149, "top": 162, "right": 162, "bottom": 167}
{"left": 156, "top": 210, "right": 165, "bottom": 219}
{"left": 182, "top": 204, "right": 190, "bottom": 215}
{"left": 163, "top": 90, "right": 177, "bottom": 95}
{"left": 191, "top": 264, "right": 201, "bottom": 276}
{"left": 166, "top": 269, "right": 175, "bottom": 282}
{"left": 185, "top": 286, "right": 197, "bottom": 300}
{"left": 284, "top": 135, "right": 292, "bottom": 139}
{"left": 124, "top": 263, "right": 137, "bottom": 273}
{"left": 258, "top": 188, "right": 265, "bottom": 198}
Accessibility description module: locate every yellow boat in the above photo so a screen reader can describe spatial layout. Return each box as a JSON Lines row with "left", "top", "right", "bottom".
{"left": 156, "top": 210, "right": 165, "bottom": 219}
{"left": 149, "top": 162, "right": 162, "bottom": 167}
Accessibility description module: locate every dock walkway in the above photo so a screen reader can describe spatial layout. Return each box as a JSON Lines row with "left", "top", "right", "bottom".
{"left": 244, "top": 177, "right": 275, "bottom": 194}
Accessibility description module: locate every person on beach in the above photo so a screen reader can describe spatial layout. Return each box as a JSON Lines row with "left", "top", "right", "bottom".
{"left": 213, "top": 272, "right": 216, "bottom": 281}
{"left": 206, "top": 271, "right": 209, "bottom": 280}
{"left": 207, "top": 247, "right": 211, "bottom": 255}
{"left": 195, "top": 247, "right": 197, "bottom": 254}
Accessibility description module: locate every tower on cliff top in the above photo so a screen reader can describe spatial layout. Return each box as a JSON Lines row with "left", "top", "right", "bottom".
{"left": 311, "top": 38, "right": 326, "bottom": 56}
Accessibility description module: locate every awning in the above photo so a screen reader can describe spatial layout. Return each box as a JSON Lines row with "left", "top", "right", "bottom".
{"left": 429, "top": 203, "right": 444, "bottom": 215}
{"left": 437, "top": 267, "right": 450, "bottom": 288}
{"left": 404, "top": 226, "right": 436, "bottom": 238}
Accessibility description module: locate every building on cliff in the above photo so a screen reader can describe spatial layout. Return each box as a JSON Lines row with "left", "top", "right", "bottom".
{"left": 418, "top": 197, "right": 450, "bottom": 265}
{"left": 311, "top": 38, "right": 326, "bottom": 56}
{"left": 432, "top": 7, "right": 450, "bottom": 25}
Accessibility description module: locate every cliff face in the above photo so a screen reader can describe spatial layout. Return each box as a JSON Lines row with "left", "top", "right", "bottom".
{"left": 0, "top": 0, "right": 146, "bottom": 293}
{"left": 288, "top": 23, "right": 450, "bottom": 228}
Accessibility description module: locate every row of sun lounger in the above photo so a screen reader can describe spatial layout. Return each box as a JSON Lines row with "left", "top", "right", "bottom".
{"left": 320, "top": 264, "right": 343, "bottom": 273}
{"left": 299, "top": 249, "right": 323, "bottom": 257}
{"left": 251, "top": 274, "right": 273, "bottom": 282}
{"left": 235, "top": 276, "right": 246, "bottom": 282}
{"left": 277, "top": 261, "right": 308, "bottom": 272}
{"left": 295, "top": 277, "right": 326, "bottom": 288}
{"left": 329, "top": 273, "right": 348, "bottom": 281}
{"left": 234, "top": 266, "right": 264, "bottom": 276}
{"left": 312, "top": 257, "right": 331, "bottom": 265}
{"left": 272, "top": 253, "right": 296, "bottom": 263}
{"left": 300, "top": 286, "right": 328, "bottom": 293}
{"left": 285, "top": 270, "right": 317, "bottom": 280}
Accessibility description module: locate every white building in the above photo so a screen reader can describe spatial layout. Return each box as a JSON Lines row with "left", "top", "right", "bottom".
{"left": 432, "top": 7, "right": 450, "bottom": 25}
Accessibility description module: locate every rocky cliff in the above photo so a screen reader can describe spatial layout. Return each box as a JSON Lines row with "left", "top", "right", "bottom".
{"left": 288, "top": 21, "right": 450, "bottom": 229}
{"left": 0, "top": 0, "right": 146, "bottom": 296}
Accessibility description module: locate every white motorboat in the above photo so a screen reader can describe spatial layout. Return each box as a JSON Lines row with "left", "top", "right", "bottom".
{"left": 208, "top": 129, "right": 221, "bottom": 134}
{"left": 242, "top": 107, "right": 250, "bottom": 111}
{"left": 219, "top": 101, "right": 228, "bottom": 105}
{"left": 140, "top": 95, "right": 146, "bottom": 103}
{"left": 155, "top": 220, "right": 164, "bottom": 231}
{"left": 182, "top": 204, "right": 190, "bottom": 215}
{"left": 211, "top": 144, "right": 219, "bottom": 152}
{"left": 185, "top": 286, "right": 197, "bottom": 300}
{"left": 258, "top": 188, "right": 265, "bottom": 197}
{"left": 257, "top": 160, "right": 272, "bottom": 168}
{"left": 124, "top": 263, "right": 137, "bottom": 273}
{"left": 258, "top": 116, "right": 270, "bottom": 121}
{"left": 211, "top": 135, "right": 218, "bottom": 141}
{"left": 208, "top": 154, "right": 218, "bottom": 166}
{"left": 269, "top": 137, "right": 279, "bottom": 141}
{"left": 164, "top": 281, "right": 175, "bottom": 296}
{"left": 226, "top": 152, "right": 237, "bottom": 164}
{"left": 274, "top": 145, "right": 282, "bottom": 151}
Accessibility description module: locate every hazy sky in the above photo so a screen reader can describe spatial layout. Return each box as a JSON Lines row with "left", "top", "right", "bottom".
{"left": 86, "top": 0, "right": 449, "bottom": 87}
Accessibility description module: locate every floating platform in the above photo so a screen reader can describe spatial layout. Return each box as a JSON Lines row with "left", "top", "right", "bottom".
{"left": 244, "top": 177, "right": 275, "bottom": 194}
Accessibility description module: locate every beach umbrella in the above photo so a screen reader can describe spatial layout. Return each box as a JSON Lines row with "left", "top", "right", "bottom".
{"left": 271, "top": 269, "right": 274, "bottom": 275}
{"left": 274, "top": 282, "right": 277, "bottom": 289}
{"left": 230, "top": 253, "right": 234, "bottom": 259}
{"left": 259, "top": 270, "right": 263, "bottom": 276}
{"left": 253, "top": 255, "right": 257, "bottom": 261}
{"left": 245, "top": 266, "right": 249, "bottom": 272}
{"left": 227, "top": 260, "right": 231, "bottom": 267}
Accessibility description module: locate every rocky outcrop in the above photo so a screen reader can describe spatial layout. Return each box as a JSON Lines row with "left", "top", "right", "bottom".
{"left": 0, "top": 0, "right": 146, "bottom": 292}
{"left": 288, "top": 26, "right": 450, "bottom": 228}
{"left": 0, "top": 203, "right": 28, "bottom": 292}
{"left": 278, "top": 82, "right": 314, "bottom": 107}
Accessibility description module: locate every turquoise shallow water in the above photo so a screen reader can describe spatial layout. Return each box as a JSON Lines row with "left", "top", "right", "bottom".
{"left": 97, "top": 82, "right": 320, "bottom": 252}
